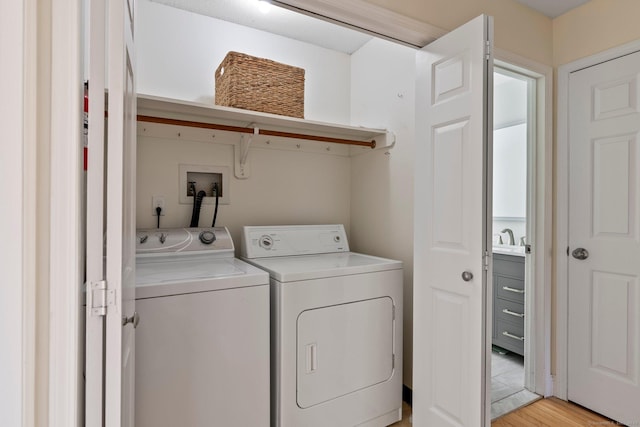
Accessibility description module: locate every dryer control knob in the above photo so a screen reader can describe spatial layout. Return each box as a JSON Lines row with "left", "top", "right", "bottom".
{"left": 199, "top": 230, "right": 216, "bottom": 245}
{"left": 259, "top": 235, "right": 273, "bottom": 250}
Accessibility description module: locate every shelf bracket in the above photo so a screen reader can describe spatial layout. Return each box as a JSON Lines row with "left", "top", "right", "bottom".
{"left": 234, "top": 127, "right": 257, "bottom": 179}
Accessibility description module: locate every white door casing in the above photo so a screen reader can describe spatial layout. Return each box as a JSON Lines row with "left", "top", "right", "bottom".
{"left": 105, "top": 0, "right": 137, "bottom": 424}
{"left": 567, "top": 49, "right": 640, "bottom": 425}
{"left": 414, "top": 15, "right": 493, "bottom": 427}
{"left": 85, "top": 0, "right": 107, "bottom": 423}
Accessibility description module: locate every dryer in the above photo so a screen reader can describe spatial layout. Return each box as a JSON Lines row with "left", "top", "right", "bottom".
{"left": 240, "top": 224, "right": 403, "bottom": 427}
{"left": 135, "top": 227, "right": 270, "bottom": 427}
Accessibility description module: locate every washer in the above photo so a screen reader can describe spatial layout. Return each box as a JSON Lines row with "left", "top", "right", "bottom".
{"left": 135, "top": 227, "right": 270, "bottom": 427}
{"left": 240, "top": 224, "right": 403, "bottom": 427}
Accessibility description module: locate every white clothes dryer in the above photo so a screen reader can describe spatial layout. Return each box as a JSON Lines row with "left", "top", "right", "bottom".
{"left": 135, "top": 227, "right": 270, "bottom": 427}
{"left": 240, "top": 224, "right": 403, "bottom": 427}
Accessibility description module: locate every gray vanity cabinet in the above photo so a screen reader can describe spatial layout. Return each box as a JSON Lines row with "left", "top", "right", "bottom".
{"left": 492, "top": 253, "right": 525, "bottom": 355}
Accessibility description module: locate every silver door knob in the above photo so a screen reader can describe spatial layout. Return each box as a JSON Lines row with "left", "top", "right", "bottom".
{"left": 461, "top": 271, "right": 473, "bottom": 281}
{"left": 571, "top": 247, "right": 589, "bottom": 260}
{"left": 122, "top": 311, "right": 140, "bottom": 328}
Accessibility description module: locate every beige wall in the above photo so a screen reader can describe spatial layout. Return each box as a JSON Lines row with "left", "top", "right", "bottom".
{"left": 365, "top": 0, "right": 553, "bottom": 65}
{"left": 553, "top": 0, "right": 640, "bottom": 66}
{"left": 137, "top": 133, "right": 352, "bottom": 251}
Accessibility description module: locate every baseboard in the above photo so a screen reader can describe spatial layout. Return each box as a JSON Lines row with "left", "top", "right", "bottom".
{"left": 402, "top": 385, "right": 412, "bottom": 406}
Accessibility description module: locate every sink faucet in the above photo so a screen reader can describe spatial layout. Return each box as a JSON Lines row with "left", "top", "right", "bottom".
{"left": 501, "top": 228, "right": 515, "bottom": 246}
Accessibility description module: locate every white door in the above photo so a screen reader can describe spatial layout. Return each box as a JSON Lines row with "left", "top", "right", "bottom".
{"left": 414, "top": 15, "right": 493, "bottom": 427}
{"left": 568, "top": 49, "right": 640, "bottom": 425}
{"left": 85, "top": 0, "right": 137, "bottom": 425}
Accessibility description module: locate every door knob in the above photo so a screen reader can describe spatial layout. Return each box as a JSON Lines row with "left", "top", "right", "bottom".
{"left": 461, "top": 271, "right": 473, "bottom": 282}
{"left": 571, "top": 247, "right": 589, "bottom": 260}
{"left": 122, "top": 311, "right": 140, "bottom": 328}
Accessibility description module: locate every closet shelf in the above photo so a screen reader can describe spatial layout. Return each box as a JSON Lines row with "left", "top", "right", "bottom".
{"left": 136, "top": 94, "right": 392, "bottom": 150}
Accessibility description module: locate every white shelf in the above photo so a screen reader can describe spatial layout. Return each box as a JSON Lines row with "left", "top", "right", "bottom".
{"left": 136, "top": 94, "right": 392, "bottom": 150}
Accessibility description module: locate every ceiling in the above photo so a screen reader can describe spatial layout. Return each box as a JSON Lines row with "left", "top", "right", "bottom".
{"left": 513, "top": 0, "right": 591, "bottom": 18}
{"left": 150, "top": 0, "right": 373, "bottom": 54}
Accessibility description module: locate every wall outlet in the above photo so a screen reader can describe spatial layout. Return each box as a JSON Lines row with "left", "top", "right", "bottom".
{"left": 152, "top": 196, "right": 165, "bottom": 216}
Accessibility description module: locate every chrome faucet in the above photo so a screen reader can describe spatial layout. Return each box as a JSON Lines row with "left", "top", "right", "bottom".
{"left": 501, "top": 228, "right": 515, "bottom": 246}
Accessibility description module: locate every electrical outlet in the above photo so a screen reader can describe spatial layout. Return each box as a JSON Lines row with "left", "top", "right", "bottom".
{"left": 152, "top": 196, "right": 165, "bottom": 216}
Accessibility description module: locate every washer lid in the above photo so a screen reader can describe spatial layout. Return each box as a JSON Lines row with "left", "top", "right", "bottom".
{"left": 135, "top": 256, "right": 268, "bottom": 299}
{"left": 242, "top": 252, "right": 402, "bottom": 282}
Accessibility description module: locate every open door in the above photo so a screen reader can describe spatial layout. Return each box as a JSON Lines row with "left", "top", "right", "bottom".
{"left": 85, "top": 0, "right": 137, "bottom": 425}
{"left": 413, "top": 15, "right": 493, "bottom": 427}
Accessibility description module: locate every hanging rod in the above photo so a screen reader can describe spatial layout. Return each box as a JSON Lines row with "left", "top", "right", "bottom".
{"left": 136, "top": 115, "right": 376, "bottom": 149}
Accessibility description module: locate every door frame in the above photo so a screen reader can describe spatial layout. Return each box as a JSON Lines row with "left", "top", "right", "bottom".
{"left": 47, "top": 0, "right": 85, "bottom": 425}
{"left": 556, "top": 37, "right": 640, "bottom": 400}
{"left": 1, "top": 0, "right": 36, "bottom": 424}
{"left": 494, "top": 49, "right": 554, "bottom": 398}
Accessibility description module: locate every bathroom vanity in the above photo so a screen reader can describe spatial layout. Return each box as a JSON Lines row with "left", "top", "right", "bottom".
{"left": 492, "top": 252, "right": 525, "bottom": 355}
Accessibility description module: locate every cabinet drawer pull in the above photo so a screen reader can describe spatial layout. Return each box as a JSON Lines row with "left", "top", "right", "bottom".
{"left": 502, "top": 308, "right": 524, "bottom": 318}
{"left": 502, "top": 286, "right": 525, "bottom": 294}
{"left": 503, "top": 331, "right": 525, "bottom": 341}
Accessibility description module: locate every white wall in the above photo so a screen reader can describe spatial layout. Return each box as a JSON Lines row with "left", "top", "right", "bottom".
{"left": 350, "top": 38, "right": 417, "bottom": 388}
{"left": 493, "top": 124, "right": 527, "bottom": 218}
{"left": 137, "top": 0, "right": 352, "bottom": 124}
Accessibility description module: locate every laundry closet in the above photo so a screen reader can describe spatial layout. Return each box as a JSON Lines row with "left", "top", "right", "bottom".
{"left": 135, "top": 0, "right": 417, "bottom": 389}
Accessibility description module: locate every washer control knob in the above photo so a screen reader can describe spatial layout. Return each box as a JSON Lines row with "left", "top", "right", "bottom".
{"left": 259, "top": 235, "right": 274, "bottom": 250}
{"left": 199, "top": 230, "right": 216, "bottom": 245}
{"left": 333, "top": 235, "right": 341, "bottom": 243}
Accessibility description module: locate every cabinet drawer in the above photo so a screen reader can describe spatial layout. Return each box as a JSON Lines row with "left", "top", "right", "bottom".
{"left": 496, "top": 276, "right": 525, "bottom": 304}
{"left": 494, "top": 318, "right": 525, "bottom": 356}
{"left": 493, "top": 254, "right": 525, "bottom": 280}
{"left": 495, "top": 298, "right": 525, "bottom": 325}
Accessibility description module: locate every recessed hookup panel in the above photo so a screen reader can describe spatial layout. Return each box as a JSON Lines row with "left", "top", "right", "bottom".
{"left": 179, "top": 164, "right": 231, "bottom": 205}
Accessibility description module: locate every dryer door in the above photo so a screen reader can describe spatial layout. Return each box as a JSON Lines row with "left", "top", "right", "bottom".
{"left": 297, "top": 297, "right": 395, "bottom": 408}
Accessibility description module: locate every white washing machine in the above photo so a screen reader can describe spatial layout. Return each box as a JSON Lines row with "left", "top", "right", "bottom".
{"left": 135, "top": 227, "right": 270, "bottom": 427}
{"left": 240, "top": 224, "right": 403, "bottom": 427}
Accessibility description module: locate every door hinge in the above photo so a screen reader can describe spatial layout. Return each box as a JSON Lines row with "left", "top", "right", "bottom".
{"left": 483, "top": 251, "right": 490, "bottom": 271}
{"left": 525, "top": 244, "right": 532, "bottom": 254}
{"left": 485, "top": 40, "right": 491, "bottom": 60}
{"left": 90, "top": 280, "right": 116, "bottom": 316}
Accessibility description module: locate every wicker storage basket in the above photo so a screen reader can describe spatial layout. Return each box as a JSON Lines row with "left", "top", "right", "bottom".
{"left": 215, "top": 51, "right": 305, "bottom": 118}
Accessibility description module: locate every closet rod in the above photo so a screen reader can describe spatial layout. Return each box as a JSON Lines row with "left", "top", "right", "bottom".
{"left": 137, "top": 115, "right": 376, "bottom": 148}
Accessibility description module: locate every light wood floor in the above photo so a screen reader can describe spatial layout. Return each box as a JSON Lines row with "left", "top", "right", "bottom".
{"left": 493, "top": 397, "right": 612, "bottom": 426}
{"left": 392, "top": 397, "right": 613, "bottom": 426}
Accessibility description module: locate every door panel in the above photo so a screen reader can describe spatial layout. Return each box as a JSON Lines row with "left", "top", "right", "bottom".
{"left": 433, "top": 120, "right": 468, "bottom": 249}
{"left": 414, "top": 15, "right": 493, "bottom": 427}
{"left": 593, "top": 135, "right": 635, "bottom": 236}
{"left": 104, "top": 0, "right": 137, "bottom": 425}
{"left": 568, "top": 49, "right": 640, "bottom": 425}
{"left": 296, "top": 298, "right": 394, "bottom": 408}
